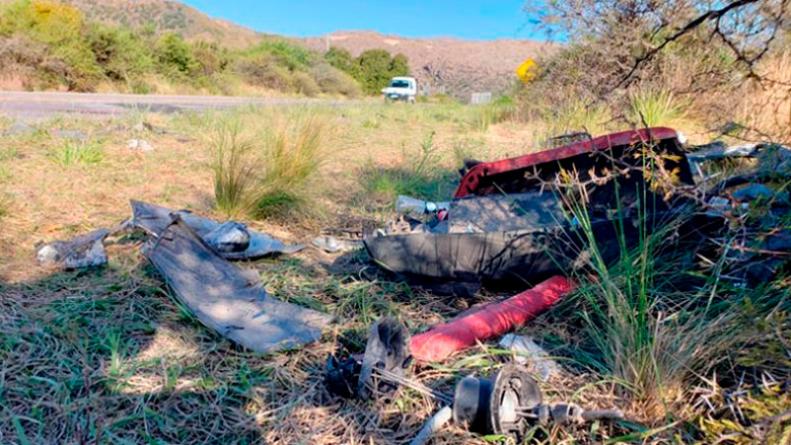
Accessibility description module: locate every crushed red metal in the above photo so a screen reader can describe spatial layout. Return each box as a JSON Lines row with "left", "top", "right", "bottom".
{"left": 454, "top": 127, "right": 682, "bottom": 198}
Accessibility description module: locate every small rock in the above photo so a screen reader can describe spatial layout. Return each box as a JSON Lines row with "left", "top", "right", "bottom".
{"left": 127, "top": 139, "right": 154, "bottom": 152}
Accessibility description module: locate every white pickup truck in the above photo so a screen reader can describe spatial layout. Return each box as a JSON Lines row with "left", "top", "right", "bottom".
{"left": 382, "top": 76, "right": 417, "bottom": 103}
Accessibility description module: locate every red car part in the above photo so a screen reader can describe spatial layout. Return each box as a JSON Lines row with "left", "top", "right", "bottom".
{"left": 454, "top": 127, "right": 679, "bottom": 199}
{"left": 409, "top": 276, "right": 575, "bottom": 362}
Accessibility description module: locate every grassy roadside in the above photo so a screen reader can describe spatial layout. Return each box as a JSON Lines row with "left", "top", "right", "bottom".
{"left": 0, "top": 101, "right": 788, "bottom": 444}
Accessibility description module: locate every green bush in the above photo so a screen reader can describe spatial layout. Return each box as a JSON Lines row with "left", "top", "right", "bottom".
{"left": 248, "top": 39, "right": 314, "bottom": 70}
{"left": 355, "top": 49, "right": 409, "bottom": 95}
{"left": 210, "top": 117, "right": 258, "bottom": 217}
{"left": 628, "top": 87, "right": 687, "bottom": 127}
{"left": 254, "top": 114, "right": 325, "bottom": 217}
{"left": 155, "top": 32, "right": 199, "bottom": 78}
{"left": 86, "top": 24, "right": 152, "bottom": 82}
{"left": 324, "top": 47, "right": 357, "bottom": 76}
{"left": 50, "top": 140, "right": 103, "bottom": 166}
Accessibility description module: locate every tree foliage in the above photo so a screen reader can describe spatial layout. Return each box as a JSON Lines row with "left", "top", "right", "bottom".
{"left": 325, "top": 47, "right": 410, "bottom": 95}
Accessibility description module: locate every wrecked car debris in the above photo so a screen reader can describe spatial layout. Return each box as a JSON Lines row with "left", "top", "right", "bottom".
{"left": 130, "top": 200, "right": 304, "bottom": 260}
{"left": 145, "top": 217, "right": 331, "bottom": 353}
{"left": 311, "top": 235, "right": 363, "bottom": 253}
{"left": 36, "top": 228, "right": 110, "bottom": 270}
{"left": 365, "top": 128, "right": 697, "bottom": 284}
{"left": 499, "top": 334, "right": 561, "bottom": 381}
{"left": 395, "top": 195, "right": 449, "bottom": 215}
{"left": 410, "top": 276, "right": 574, "bottom": 362}
{"left": 204, "top": 221, "right": 251, "bottom": 253}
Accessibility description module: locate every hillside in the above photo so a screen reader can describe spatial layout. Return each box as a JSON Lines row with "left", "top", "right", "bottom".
{"left": 62, "top": 0, "right": 262, "bottom": 48}
{"left": 302, "top": 31, "right": 558, "bottom": 99}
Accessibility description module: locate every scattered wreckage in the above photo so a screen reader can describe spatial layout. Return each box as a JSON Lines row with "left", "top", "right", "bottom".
{"left": 34, "top": 127, "right": 790, "bottom": 443}
{"left": 36, "top": 200, "right": 329, "bottom": 354}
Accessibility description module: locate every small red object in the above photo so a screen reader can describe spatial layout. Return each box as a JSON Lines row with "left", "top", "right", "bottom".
{"left": 409, "top": 276, "right": 575, "bottom": 362}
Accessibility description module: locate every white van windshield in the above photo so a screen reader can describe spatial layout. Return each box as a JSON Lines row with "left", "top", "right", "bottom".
{"left": 390, "top": 80, "right": 411, "bottom": 88}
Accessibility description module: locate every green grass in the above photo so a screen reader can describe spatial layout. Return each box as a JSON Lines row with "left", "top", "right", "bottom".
{"left": 50, "top": 141, "right": 103, "bottom": 166}
{"left": 208, "top": 111, "right": 326, "bottom": 218}
{"left": 361, "top": 130, "right": 458, "bottom": 204}
{"left": 253, "top": 113, "right": 325, "bottom": 218}
{"left": 210, "top": 117, "right": 258, "bottom": 217}
{"left": 628, "top": 88, "right": 687, "bottom": 127}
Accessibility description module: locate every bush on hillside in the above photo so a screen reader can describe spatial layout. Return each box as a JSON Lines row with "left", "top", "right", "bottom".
{"left": 155, "top": 32, "right": 199, "bottom": 78}
{"left": 235, "top": 54, "right": 293, "bottom": 91}
{"left": 292, "top": 71, "right": 320, "bottom": 97}
{"left": 0, "top": 0, "right": 101, "bottom": 90}
{"left": 310, "top": 62, "right": 361, "bottom": 97}
{"left": 324, "top": 47, "right": 357, "bottom": 76}
{"left": 86, "top": 24, "right": 152, "bottom": 82}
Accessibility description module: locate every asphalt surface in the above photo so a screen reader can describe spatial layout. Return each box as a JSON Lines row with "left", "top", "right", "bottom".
{"left": 0, "top": 91, "right": 349, "bottom": 120}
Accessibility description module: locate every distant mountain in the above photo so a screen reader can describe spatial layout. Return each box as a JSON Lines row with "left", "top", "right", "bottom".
{"left": 62, "top": 0, "right": 262, "bottom": 48}
{"left": 302, "top": 31, "right": 558, "bottom": 99}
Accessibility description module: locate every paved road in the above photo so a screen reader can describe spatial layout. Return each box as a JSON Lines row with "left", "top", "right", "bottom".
{"left": 0, "top": 91, "right": 349, "bottom": 120}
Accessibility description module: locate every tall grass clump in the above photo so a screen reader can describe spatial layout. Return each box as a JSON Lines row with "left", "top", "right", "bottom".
{"left": 628, "top": 88, "right": 687, "bottom": 127}
{"left": 209, "top": 112, "right": 326, "bottom": 218}
{"left": 253, "top": 114, "right": 325, "bottom": 217}
{"left": 50, "top": 141, "right": 103, "bottom": 166}
{"left": 558, "top": 166, "right": 740, "bottom": 420}
{"left": 210, "top": 117, "right": 258, "bottom": 217}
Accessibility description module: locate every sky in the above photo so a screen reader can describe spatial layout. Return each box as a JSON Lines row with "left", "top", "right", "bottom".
{"left": 181, "top": 0, "right": 548, "bottom": 41}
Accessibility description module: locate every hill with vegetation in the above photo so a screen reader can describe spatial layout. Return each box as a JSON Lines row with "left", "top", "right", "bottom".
{"left": 0, "top": 0, "right": 372, "bottom": 96}
{"left": 303, "top": 31, "right": 557, "bottom": 100}
{"left": 62, "top": 0, "right": 262, "bottom": 48}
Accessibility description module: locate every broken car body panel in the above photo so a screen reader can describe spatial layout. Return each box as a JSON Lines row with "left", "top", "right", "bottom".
{"left": 130, "top": 200, "right": 304, "bottom": 260}
{"left": 145, "top": 217, "right": 331, "bottom": 353}
{"left": 365, "top": 128, "right": 696, "bottom": 283}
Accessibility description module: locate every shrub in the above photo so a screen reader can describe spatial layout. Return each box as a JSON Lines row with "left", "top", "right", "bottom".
{"left": 248, "top": 39, "right": 314, "bottom": 71}
{"left": 235, "top": 54, "right": 292, "bottom": 91}
{"left": 324, "top": 47, "right": 357, "bottom": 76}
{"left": 544, "top": 99, "right": 613, "bottom": 137}
{"left": 155, "top": 32, "right": 199, "bottom": 78}
{"left": 190, "top": 41, "right": 230, "bottom": 77}
{"left": 86, "top": 24, "right": 152, "bottom": 82}
{"left": 291, "top": 71, "right": 320, "bottom": 97}
{"left": 310, "top": 62, "right": 361, "bottom": 97}
{"left": 355, "top": 49, "right": 410, "bottom": 95}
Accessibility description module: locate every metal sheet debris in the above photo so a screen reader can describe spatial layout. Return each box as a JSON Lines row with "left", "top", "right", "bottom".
{"left": 36, "top": 228, "right": 109, "bottom": 270}
{"left": 145, "top": 217, "right": 331, "bottom": 353}
{"left": 131, "top": 200, "right": 304, "bottom": 260}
